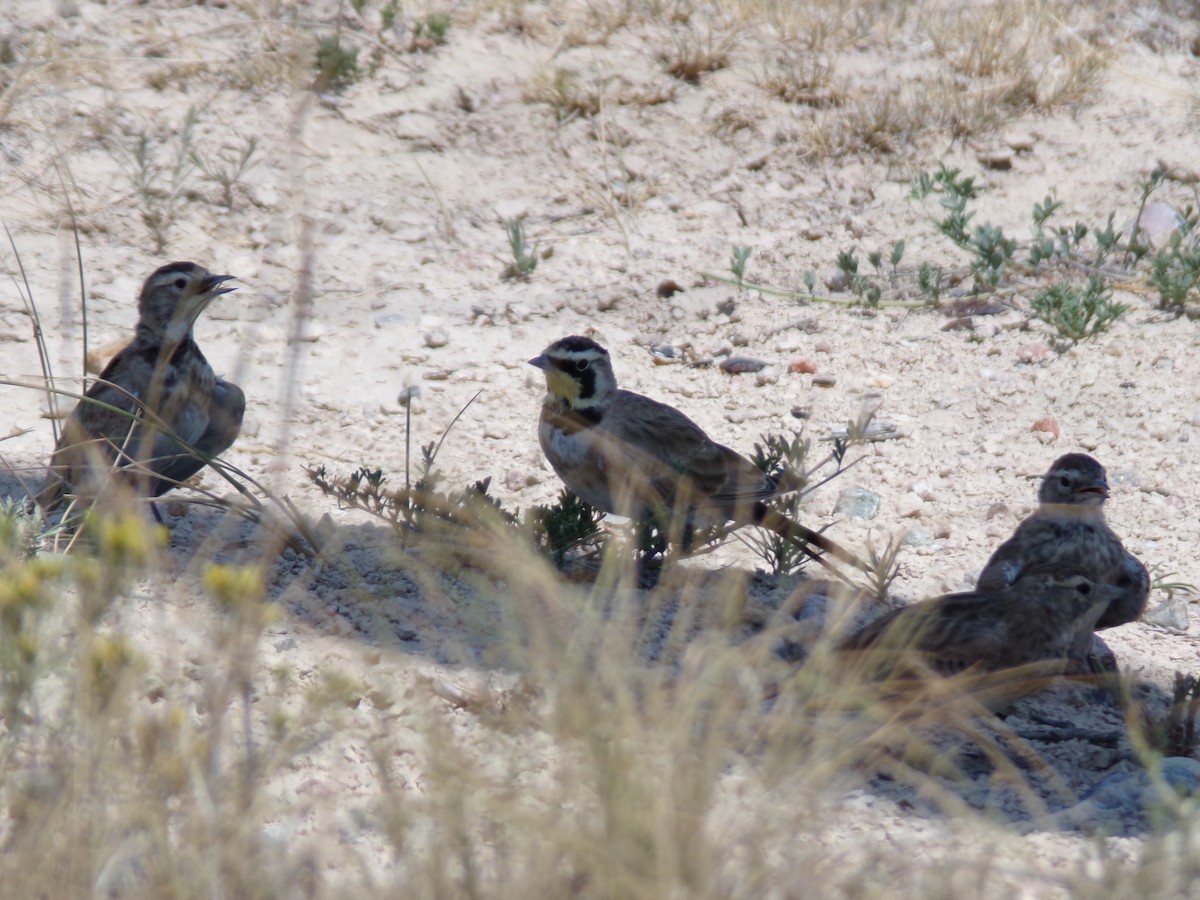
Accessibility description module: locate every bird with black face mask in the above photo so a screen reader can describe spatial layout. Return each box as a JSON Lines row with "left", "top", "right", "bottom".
{"left": 528, "top": 334, "right": 864, "bottom": 571}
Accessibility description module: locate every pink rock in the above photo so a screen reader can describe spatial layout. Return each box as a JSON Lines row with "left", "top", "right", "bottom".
{"left": 1017, "top": 341, "right": 1052, "bottom": 363}
{"left": 789, "top": 359, "right": 818, "bottom": 374}
{"left": 1031, "top": 417, "right": 1060, "bottom": 440}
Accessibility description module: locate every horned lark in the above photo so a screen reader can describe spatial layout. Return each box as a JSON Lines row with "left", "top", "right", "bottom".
{"left": 976, "top": 453, "right": 1149, "bottom": 661}
{"left": 839, "top": 569, "right": 1123, "bottom": 676}
{"left": 37, "top": 261, "right": 245, "bottom": 518}
{"left": 528, "top": 335, "right": 862, "bottom": 568}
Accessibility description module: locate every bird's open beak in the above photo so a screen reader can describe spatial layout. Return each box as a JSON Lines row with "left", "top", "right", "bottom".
{"left": 528, "top": 354, "right": 549, "bottom": 370}
{"left": 200, "top": 274, "right": 237, "bottom": 297}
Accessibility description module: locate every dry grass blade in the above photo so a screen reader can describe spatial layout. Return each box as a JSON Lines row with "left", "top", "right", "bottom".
{"left": 3, "top": 228, "right": 60, "bottom": 443}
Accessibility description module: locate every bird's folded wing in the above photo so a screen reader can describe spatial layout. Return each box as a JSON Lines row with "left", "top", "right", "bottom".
{"left": 975, "top": 532, "right": 1026, "bottom": 591}
{"left": 605, "top": 393, "right": 774, "bottom": 508}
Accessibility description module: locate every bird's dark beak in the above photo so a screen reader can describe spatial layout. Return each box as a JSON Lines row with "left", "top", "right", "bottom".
{"left": 528, "top": 354, "right": 550, "bottom": 370}
{"left": 200, "top": 274, "right": 237, "bottom": 297}
{"left": 1079, "top": 483, "right": 1109, "bottom": 500}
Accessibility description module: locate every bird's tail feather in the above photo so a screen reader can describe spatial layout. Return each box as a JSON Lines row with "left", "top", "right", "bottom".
{"left": 753, "top": 502, "right": 869, "bottom": 573}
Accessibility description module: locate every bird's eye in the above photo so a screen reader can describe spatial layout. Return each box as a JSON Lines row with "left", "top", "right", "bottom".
{"left": 574, "top": 359, "right": 590, "bottom": 372}
{"left": 1077, "top": 582, "right": 1091, "bottom": 594}
{"left": 1058, "top": 475, "right": 1071, "bottom": 487}
{"left": 173, "top": 278, "right": 187, "bottom": 290}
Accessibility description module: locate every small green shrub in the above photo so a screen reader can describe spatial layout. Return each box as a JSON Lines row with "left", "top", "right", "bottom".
{"left": 1030, "top": 276, "right": 1127, "bottom": 343}
{"left": 314, "top": 35, "right": 361, "bottom": 90}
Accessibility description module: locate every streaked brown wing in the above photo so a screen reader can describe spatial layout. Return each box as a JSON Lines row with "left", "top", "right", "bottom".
{"left": 843, "top": 592, "right": 1008, "bottom": 664}
{"left": 53, "top": 349, "right": 150, "bottom": 458}
{"left": 48, "top": 346, "right": 182, "bottom": 495}
{"left": 145, "top": 380, "right": 245, "bottom": 496}
{"left": 604, "top": 390, "right": 773, "bottom": 513}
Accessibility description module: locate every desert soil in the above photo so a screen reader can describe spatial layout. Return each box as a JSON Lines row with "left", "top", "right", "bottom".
{"left": 2, "top": 0, "right": 1200, "bottom": 893}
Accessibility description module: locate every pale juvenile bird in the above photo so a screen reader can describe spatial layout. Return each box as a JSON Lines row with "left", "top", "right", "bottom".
{"left": 37, "top": 261, "right": 244, "bottom": 519}
{"left": 838, "top": 569, "right": 1124, "bottom": 676}
{"left": 976, "top": 453, "right": 1149, "bottom": 660}
{"left": 528, "top": 335, "right": 863, "bottom": 569}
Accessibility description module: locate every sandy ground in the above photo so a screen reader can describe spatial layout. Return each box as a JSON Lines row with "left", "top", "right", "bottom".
{"left": 2, "top": 0, "right": 1200, "bottom": 891}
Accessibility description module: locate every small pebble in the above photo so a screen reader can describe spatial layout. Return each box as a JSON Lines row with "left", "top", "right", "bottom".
{"left": 719, "top": 356, "right": 767, "bottom": 375}
{"left": 1017, "top": 341, "right": 1052, "bottom": 363}
{"left": 1031, "top": 416, "right": 1060, "bottom": 440}
{"left": 789, "top": 359, "right": 817, "bottom": 374}
{"left": 1005, "top": 133, "right": 1036, "bottom": 153}
{"left": 976, "top": 150, "right": 1012, "bottom": 170}
{"left": 424, "top": 328, "right": 449, "bottom": 349}
{"left": 911, "top": 481, "right": 935, "bottom": 502}
{"left": 755, "top": 368, "right": 780, "bottom": 386}
{"left": 902, "top": 527, "right": 935, "bottom": 548}
{"left": 812, "top": 374, "right": 837, "bottom": 388}
{"left": 656, "top": 279, "right": 684, "bottom": 298}
{"left": 824, "top": 271, "right": 851, "bottom": 292}
{"left": 975, "top": 322, "right": 999, "bottom": 339}
{"left": 835, "top": 487, "right": 880, "bottom": 520}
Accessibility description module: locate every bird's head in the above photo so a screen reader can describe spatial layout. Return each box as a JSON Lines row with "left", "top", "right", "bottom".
{"left": 1037, "top": 452, "right": 1109, "bottom": 507}
{"left": 1016, "top": 567, "right": 1116, "bottom": 615}
{"left": 137, "top": 261, "right": 236, "bottom": 344}
{"left": 528, "top": 335, "right": 616, "bottom": 409}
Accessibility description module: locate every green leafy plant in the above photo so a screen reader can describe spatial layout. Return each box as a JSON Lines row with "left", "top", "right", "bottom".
{"left": 916, "top": 261, "right": 944, "bottom": 305}
{"left": 731, "top": 245, "right": 751, "bottom": 285}
{"left": 738, "top": 426, "right": 869, "bottom": 577}
{"left": 411, "top": 12, "right": 451, "bottom": 49}
{"left": 858, "top": 531, "right": 904, "bottom": 601}
{"left": 123, "top": 106, "right": 199, "bottom": 252}
{"left": 744, "top": 432, "right": 815, "bottom": 575}
{"left": 314, "top": 35, "right": 361, "bottom": 91}
{"left": 1148, "top": 228, "right": 1200, "bottom": 313}
{"left": 967, "top": 222, "right": 1017, "bottom": 290}
{"left": 835, "top": 248, "right": 882, "bottom": 307}
{"left": 191, "top": 135, "right": 258, "bottom": 210}
{"left": 1030, "top": 276, "right": 1128, "bottom": 343}
{"left": 1166, "top": 671, "right": 1200, "bottom": 758}
{"left": 502, "top": 218, "right": 539, "bottom": 281}
{"left": 527, "top": 490, "right": 604, "bottom": 568}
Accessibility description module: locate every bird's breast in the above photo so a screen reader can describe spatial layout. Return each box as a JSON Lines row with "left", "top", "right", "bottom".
{"left": 539, "top": 412, "right": 599, "bottom": 470}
